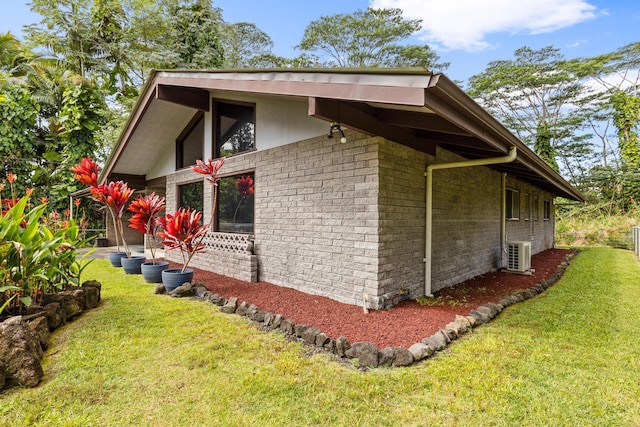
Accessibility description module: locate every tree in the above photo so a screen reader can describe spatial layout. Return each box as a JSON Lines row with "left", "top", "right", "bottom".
{"left": 297, "top": 8, "right": 448, "bottom": 71}
{"left": 157, "top": 0, "right": 224, "bottom": 69}
{"left": 534, "top": 120, "right": 559, "bottom": 171}
{"left": 611, "top": 90, "right": 640, "bottom": 167}
{"left": 26, "top": 0, "right": 101, "bottom": 78}
{"left": 467, "top": 46, "right": 589, "bottom": 174}
{"left": 0, "top": 32, "right": 22, "bottom": 73}
{"left": 0, "top": 75, "right": 38, "bottom": 190}
{"left": 221, "top": 22, "right": 273, "bottom": 69}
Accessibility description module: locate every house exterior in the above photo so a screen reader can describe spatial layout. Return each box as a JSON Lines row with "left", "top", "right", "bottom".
{"left": 102, "top": 69, "right": 584, "bottom": 309}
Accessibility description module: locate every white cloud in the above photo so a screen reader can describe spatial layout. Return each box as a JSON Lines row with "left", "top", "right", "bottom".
{"left": 369, "top": 0, "right": 599, "bottom": 51}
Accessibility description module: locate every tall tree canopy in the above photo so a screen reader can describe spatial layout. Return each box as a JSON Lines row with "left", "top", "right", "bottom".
{"left": 467, "top": 46, "right": 588, "bottom": 174}
{"left": 468, "top": 43, "right": 640, "bottom": 211}
{"left": 221, "top": 22, "right": 273, "bottom": 69}
{"left": 297, "top": 8, "right": 448, "bottom": 71}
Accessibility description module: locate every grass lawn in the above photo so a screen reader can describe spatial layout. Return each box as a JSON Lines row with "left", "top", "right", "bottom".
{"left": 1, "top": 247, "right": 639, "bottom": 426}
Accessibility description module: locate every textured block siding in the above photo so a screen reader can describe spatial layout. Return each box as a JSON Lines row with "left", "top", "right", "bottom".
{"left": 376, "top": 139, "right": 428, "bottom": 303}
{"left": 164, "top": 156, "right": 259, "bottom": 282}
{"left": 162, "top": 133, "right": 557, "bottom": 306}
{"left": 503, "top": 177, "right": 555, "bottom": 254}
{"left": 164, "top": 249, "right": 258, "bottom": 283}
{"left": 254, "top": 131, "right": 381, "bottom": 305}
{"left": 429, "top": 148, "right": 503, "bottom": 292}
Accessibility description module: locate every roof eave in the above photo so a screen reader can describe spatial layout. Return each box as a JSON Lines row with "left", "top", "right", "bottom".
{"left": 425, "top": 74, "right": 585, "bottom": 202}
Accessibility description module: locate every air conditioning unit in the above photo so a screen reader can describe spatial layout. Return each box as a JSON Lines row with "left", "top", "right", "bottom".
{"left": 507, "top": 241, "right": 531, "bottom": 273}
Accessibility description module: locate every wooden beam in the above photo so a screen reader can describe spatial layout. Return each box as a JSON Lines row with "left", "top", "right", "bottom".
{"left": 309, "top": 98, "right": 436, "bottom": 155}
{"left": 377, "top": 109, "right": 470, "bottom": 136}
{"left": 156, "top": 85, "right": 210, "bottom": 111}
{"left": 107, "top": 173, "right": 147, "bottom": 189}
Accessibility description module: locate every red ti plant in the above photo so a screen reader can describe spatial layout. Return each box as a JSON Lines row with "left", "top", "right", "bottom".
{"left": 155, "top": 157, "right": 224, "bottom": 273}
{"left": 128, "top": 193, "right": 166, "bottom": 264}
{"left": 70, "top": 157, "right": 135, "bottom": 256}
{"left": 233, "top": 175, "right": 254, "bottom": 223}
{"left": 70, "top": 157, "right": 99, "bottom": 187}
{"left": 157, "top": 208, "right": 207, "bottom": 273}
{"left": 192, "top": 157, "right": 225, "bottom": 229}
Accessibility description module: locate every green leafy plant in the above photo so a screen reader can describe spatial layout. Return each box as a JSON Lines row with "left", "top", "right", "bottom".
{"left": 0, "top": 285, "right": 18, "bottom": 316}
{"left": 0, "top": 176, "right": 87, "bottom": 314}
{"left": 416, "top": 295, "right": 445, "bottom": 306}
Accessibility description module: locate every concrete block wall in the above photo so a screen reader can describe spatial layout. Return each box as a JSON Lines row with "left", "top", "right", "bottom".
{"left": 253, "top": 131, "right": 381, "bottom": 306}
{"left": 163, "top": 132, "right": 557, "bottom": 306}
{"left": 164, "top": 155, "right": 259, "bottom": 282}
{"left": 429, "top": 148, "right": 504, "bottom": 292}
{"left": 186, "top": 250, "right": 258, "bottom": 282}
{"left": 503, "top": 176, "right": 555, "bottom": 254}
{"left": 376, "top": 139, "right": 428, "bottom": 302}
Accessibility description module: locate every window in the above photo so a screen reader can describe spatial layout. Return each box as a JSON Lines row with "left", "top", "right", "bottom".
{"left": 218, "top": 172, "right": 255, "bottom": 234}
{"left": 176, "top": 112, "right": 204, "bottom": 169}
{"left": 178, "top": 181, "right": 204, "bottom": 214}
{"left": 543, "top": 199, "right": 552, "bottom": 220}
{"left": 523, "top": 193, "right": 530, "bottom": 220}
{"left": 533, "top": 196, "right": 539, "bottom": 221}
{"left": 506, "top": 188, "right": 520, "bottom": 220}
{"left": 215, "top": 101, "right": 255, "bottom": 157}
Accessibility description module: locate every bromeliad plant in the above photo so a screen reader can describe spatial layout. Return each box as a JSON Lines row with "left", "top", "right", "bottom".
{"left": 156, "top": 157, "right": 225, "bottom": 273}
{"left": 128, "top": 192, "right": 166, "bottom": 264}
{"left": 70, "top": 157, "right": 135, "bottom": 257}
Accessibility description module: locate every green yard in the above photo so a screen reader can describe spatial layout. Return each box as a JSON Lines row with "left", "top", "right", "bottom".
{"left": 1, "top": 247, "right": 639, "bottom": 426}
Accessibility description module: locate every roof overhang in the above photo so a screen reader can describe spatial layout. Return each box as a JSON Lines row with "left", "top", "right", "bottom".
{"left": 103, "top": 68, "right": 584, "bottom": 202}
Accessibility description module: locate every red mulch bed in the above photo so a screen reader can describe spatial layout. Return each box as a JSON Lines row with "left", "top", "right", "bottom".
{"left": 169, "top": 248, "right": 572, "bottom": 349}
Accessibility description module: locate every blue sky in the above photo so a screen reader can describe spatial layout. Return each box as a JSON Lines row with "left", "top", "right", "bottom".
{"left": 2, "top": 0, "right": 638, "bottom": 84}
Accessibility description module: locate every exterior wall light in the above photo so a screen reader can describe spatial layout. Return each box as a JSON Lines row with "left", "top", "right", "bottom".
{"left": 327, "top": 122, "right": 347, "bottom": 143}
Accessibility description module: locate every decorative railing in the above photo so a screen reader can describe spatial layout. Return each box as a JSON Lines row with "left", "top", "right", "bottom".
{"left": 201, "top": 232, "right": 254, "bottom": 255}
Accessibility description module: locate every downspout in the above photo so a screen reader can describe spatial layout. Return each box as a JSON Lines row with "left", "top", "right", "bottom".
{"left": 424, "top": 147, "right": 517, "bottom": 297}
{"left": 501, "top": 172, "right": 507, "bottom": 267}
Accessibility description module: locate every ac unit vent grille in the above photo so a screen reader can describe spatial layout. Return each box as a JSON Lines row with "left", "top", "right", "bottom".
{"left": 507, "top": 241, "right": 531, "bottom": 272}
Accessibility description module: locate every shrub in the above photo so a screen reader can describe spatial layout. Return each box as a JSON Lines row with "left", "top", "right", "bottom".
{"left": 0, "top": 194, "right": 89, "bottom": 316}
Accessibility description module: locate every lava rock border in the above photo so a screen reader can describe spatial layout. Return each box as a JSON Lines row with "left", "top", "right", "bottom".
{"left": 159, "top": 250, "right": 578, "bottom": 369}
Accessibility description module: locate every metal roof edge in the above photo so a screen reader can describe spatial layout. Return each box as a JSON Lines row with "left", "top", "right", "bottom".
{"left": 426, "top": 74, "right": 585, "bottom": 202}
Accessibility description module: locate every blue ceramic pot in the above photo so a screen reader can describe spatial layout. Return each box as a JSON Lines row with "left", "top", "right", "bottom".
{"left": 107, "top": 251, "right": 127, "bottom": 267}
{"left": 161, "top": 268, "right": 194, "bottom": 291}
{"left": 121, "top": 255, "right": 146, "bottom": 274}
{"left": 140, "top": 261, "right": 170, "bottom": 283}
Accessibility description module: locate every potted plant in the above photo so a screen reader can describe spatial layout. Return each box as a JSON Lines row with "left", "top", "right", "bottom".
{"left": 70, "top": 158, "right": 135, "bottom": 267}
{"left": 128, "top": 192, "right": 168, "bottom": 282}
{"left": 157, "top": 208, "right": 208, "bottom": 291}
{"left": 157, "top": 157, "right": 225, "bottom": 290}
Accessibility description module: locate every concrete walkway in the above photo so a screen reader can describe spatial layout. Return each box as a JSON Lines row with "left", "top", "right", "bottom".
{"left": 77, "top": 245, "right": 164, "bottom": 260}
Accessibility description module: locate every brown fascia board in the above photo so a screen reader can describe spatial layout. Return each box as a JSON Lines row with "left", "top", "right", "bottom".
{"left": 308, "top": 97, "right": 436, "bottom": 155}
{"left": 103, "top": 68, "right": 583, "bottom": 202}
{"left": 425, "top": 74, "right": 585, "bottom": 202}
{"left": 102, "top": 69, "right": 432, "bottom": 182}
{"left": 153, "top": 69, "right": 431, "bottom": 106}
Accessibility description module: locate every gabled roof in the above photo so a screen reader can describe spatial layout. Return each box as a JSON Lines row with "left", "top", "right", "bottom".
{"left": 104, "top": 68, "right": 584, "bottom": 202}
